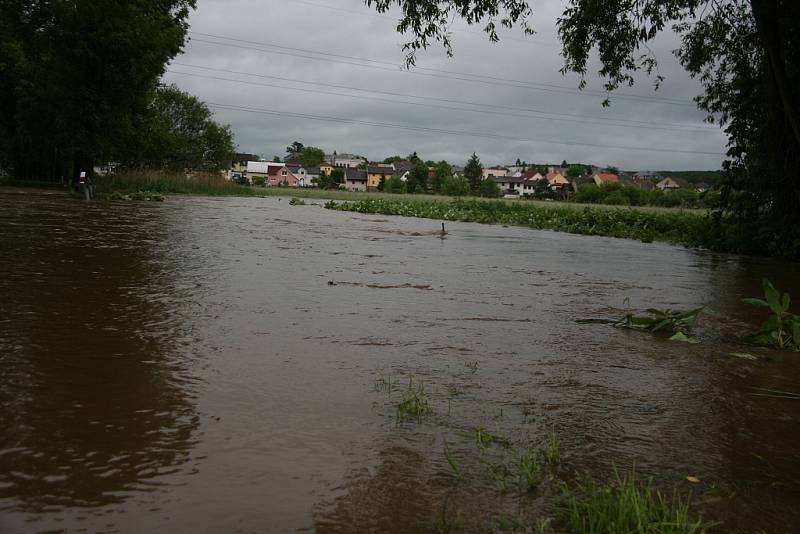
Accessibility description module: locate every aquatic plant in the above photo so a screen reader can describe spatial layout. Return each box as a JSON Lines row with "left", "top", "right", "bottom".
{"left": 615, "top": 303, "right": 703, "bottom": 341}
{"left": 288, "top": 197, "right": 305, "bottom": 205}
{"left": 396, "top": 381, "right": 433, "bottom": 423}
{"left": 742, "top": 278, "right": 800, "bottom": 351}
{"left": 566, "top": 470, "right": 712, "bottom": 533}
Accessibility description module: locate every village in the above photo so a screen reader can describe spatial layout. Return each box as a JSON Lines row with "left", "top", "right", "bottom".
{"left": 229, "top": 149, "right": 712, "bottom": 199}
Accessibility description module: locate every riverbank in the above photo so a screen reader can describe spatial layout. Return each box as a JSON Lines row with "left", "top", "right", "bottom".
{"left": 324, "top": 198, "right": 710, "bottom": 249}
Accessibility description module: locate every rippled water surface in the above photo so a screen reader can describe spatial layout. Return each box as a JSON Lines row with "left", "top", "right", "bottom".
{"left": 1, "top": 189, "right": 799, "bottom": 532}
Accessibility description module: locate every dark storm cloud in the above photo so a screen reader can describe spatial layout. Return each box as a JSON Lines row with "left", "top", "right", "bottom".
{"left": 162, "top": 0, "right": 727, "bottom": 170}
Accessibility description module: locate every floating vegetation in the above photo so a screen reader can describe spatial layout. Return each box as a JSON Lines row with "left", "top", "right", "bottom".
{"left": 464, "top": 360, "right": 479, "bottom": 374}
{"left": 288, "top": 197, "right": 305, "bottom": 205}
{"left": 566, "top": 469, "right": 713, "bottom": 534}
{"left": 612, "top": 299, "right": 702, "bottom": 342}
{"left": 108, "top": 190, "right": 165, "bottom": 201}
{"left": 742, "top": 278, "right": 800, "bottom": 351}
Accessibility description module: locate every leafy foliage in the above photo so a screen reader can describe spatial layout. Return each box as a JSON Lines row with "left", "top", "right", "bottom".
{"left": 479, "top": 178, "right": 502, "bottom": 198}
{"left": 0, "top": 0, "right": 196, "bottom": 180}
{"left": 442, "top": 174, "right": 471, "bottom": 196}
{"left": 125, "top": 84, "right": 235, "bottom": 172}
{"left": 314, "top": 168, "right": 344, "bottom": 190}
{"left": 299, "top": 146, "right": 325, "bottom": 167}
{"left": 742, "top": 278, "right": 800, "bottom": 351}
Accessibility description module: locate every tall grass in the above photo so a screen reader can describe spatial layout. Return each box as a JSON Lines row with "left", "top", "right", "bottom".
{"left": 567, "top": 470, "right": 712, "bottom": 533}
{"left": 95, "top": 170, "right": 260, "bottom": 196}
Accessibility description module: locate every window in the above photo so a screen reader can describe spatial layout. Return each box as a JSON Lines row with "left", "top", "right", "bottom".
{"left": 281, "top": 170, "right": 287, "bottom": 176}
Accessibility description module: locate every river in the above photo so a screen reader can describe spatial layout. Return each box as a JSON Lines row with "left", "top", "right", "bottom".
{"left": 1, "top": 189, "right": 798, "bottom": 532}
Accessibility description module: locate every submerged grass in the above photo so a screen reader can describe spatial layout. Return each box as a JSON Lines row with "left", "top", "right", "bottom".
{"left": 96, "top": 171, "right": 261, "bottom": 196}
{"left": 325, "top": 198, "right": 711, "bottom": 248}
{"left": 396, "top": 379, "right": 433, "bottom": 423}
{"left": 566, "top": 470, "right": 713, "bottom": 534}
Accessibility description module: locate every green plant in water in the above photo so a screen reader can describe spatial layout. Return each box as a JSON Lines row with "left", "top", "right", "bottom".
{"left": 396, "top": 380, "right": 433, "bottom": 423}
{"left": 742, "top": 278, "right": 800, "bottom": 351}
{"left": 566, "top": 470, "right": 712, "bottom": 533}
{"left": 288, "top": 197, "right": 305, "bottom": 205}
{"left": 615, "top": 299, "right": 703, "bottom": 342}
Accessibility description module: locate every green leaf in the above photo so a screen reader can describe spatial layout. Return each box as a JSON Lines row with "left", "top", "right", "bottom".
{"left": 763, "top": 278, "right": 781, "bottom": 313}
{"left": 792, "top": 321, "right": 800, "bottom": 348}
{"left": 781, "top": 292, "right": 791, "bottom": 313}
{"left": 742, "top": 298, "right": 770, "bottom": 307}
{"left": 669, "top": 332, "right": 699, "bottom": 343}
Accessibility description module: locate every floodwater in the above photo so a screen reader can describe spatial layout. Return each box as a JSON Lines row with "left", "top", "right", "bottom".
{"left": 1, "top": 189, "right": 799, "bottom": 533}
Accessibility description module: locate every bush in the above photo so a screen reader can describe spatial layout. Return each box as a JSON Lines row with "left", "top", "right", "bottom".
{"left": 384, "top": 175, "right": 406, "bottom": 193}
{"left": 441, "top": 175, "right": 470, "bottom": 196}
{"left": 479, "top": 179, "right": 501, "bottom": 198}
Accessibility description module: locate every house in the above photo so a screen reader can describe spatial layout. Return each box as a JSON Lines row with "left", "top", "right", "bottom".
{"left": 286, "top": 164, "right": 313, "bottom": 187}
{"left": 319, "top": 161, "right": 335, "bottom": 176}
{"left": 490, "top": 175, "right": 525, "bottom": 195}
{"left": 592, "top": 172, "right": 619, "bottom": 185}
{"left": 656, "top": 177, "right": 690, "bottom": 191}
{"left": 326, "top": 152, "right": 367, "bottom": 168}
{"left": 343, "top": 168, "right": 367, "bottom": 191}
{"left": 546, "top": 171, "right": 570, "bottom": 190}
{"left": 306, "top": 166, "right": 321, "bottom": 185}
{"left": 483, "top": 166, "right": 509, "bottom": 180}
{"left": 367, "top": 165, "right": 395, "bottom": 191}
{"left": 264, "top": 163, "right": 300, "bottom": 187}
{"left": 247, "top": 161, "right": 284, "bottom": 185}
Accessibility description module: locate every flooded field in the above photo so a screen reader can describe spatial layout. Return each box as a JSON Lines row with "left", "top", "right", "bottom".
{"left": 1, "top": 190, "right": 799, "bottom": 532}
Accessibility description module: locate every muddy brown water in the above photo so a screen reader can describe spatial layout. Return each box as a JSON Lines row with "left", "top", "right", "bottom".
{"left": 1, "top": 189, "right": 799, "bottom": 532}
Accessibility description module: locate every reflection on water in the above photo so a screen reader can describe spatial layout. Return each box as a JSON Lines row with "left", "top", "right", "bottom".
{"left": 0, "top": 192, "right": 199, "bottom": 529}
{"left": 1, "top": 189, "right": 799, "bottom": 532}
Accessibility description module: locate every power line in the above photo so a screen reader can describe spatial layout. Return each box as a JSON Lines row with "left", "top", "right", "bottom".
{"left": 167, "top": 67, "right": 720, "bottom": 134}
{"left": 171, "top": 62, "right": 717, "bottom": 131}
{"left": 285, "top": 0, "right": 558, "bottom": 49}
{"left": 187, "top": 33, "right": 695, "bottom": 107}
{"left": 206, "top": 101, "right": 724, "bottom": 156}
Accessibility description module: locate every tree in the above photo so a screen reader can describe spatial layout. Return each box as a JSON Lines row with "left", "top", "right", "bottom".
{"left": 273, "top": 156, "right": 282, "bottom": 163}
{"left": 464, "top": 152, "right": 483, "bottom": 193}
{"left": 299, "top": 146, "right": 325, "bottom": 166}
{"left": 315, "top": 168, "right": 343, "bottom": 189}
{"left": 607, "top": 166, "right": 619, "bottom": 175}
{"left": 431, "top": 160, "right": 452, "bottom": 193}
{"left": 0, "top": 0, "right": 196, "bottom": 181}
{"left": 516, "top": 158, "right": 522, "bottom": 165}
{"left": 479, "top": 178, "right": 501, "bottom": 198}
{"left": 383, "top": 155, "right": 403, "bottom": 164}
{"left": 442, "top": 174, "right": 470, "bottom": 196}
{"left": 384, "top": 175, "right": 406, "bottom": 193}
{"left": 566, "top": 164, "right": 585, "bottom": 179}
{"left": 124, "top": 84, "right": 234, "bottom": 172}
{"left": 285, "top": 141, "right": 304, "bottom": 158}
{"left": 408, "top": 161, "right": 429, "bottom": 192}
{"left": 561, "top": 160, "right": 569, "bottom": 169}
{"left": 364, "top": 0, "right": 800, "bottom": 257}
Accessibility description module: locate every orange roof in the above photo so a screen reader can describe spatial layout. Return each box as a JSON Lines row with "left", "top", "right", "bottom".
{"left": 594, "top": 173, "right": 619, "bottom": 183}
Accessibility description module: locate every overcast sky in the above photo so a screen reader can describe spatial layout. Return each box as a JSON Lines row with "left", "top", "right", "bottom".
{"left": 163, "top": 0, "right": 727, "bottom": 170}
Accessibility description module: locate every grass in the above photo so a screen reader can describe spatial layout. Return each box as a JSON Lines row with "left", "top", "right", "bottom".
{"left": 566, "top": 470, "right": 712, "bottom": 534}
{"left": 396, "top": 379, "right": 433, "bottom": 423}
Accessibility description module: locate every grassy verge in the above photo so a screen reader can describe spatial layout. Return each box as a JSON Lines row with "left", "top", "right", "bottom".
{"left": 94, "top": 171, "right": 261, "bottom": 196}
{"left": 324, "top": 198, "right": 710, "bottom": 248}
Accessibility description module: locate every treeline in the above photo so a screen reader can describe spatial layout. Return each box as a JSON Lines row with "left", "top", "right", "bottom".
{"left": 572, "top": 183, "right": 715, "bottom": 209}
{"left": 0, "top": 1, "right": 233, "bottom": 182}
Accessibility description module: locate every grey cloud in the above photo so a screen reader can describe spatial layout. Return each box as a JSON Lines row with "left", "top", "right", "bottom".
{"left": 163, "top": 0, "right": 727, "bottom": 170}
